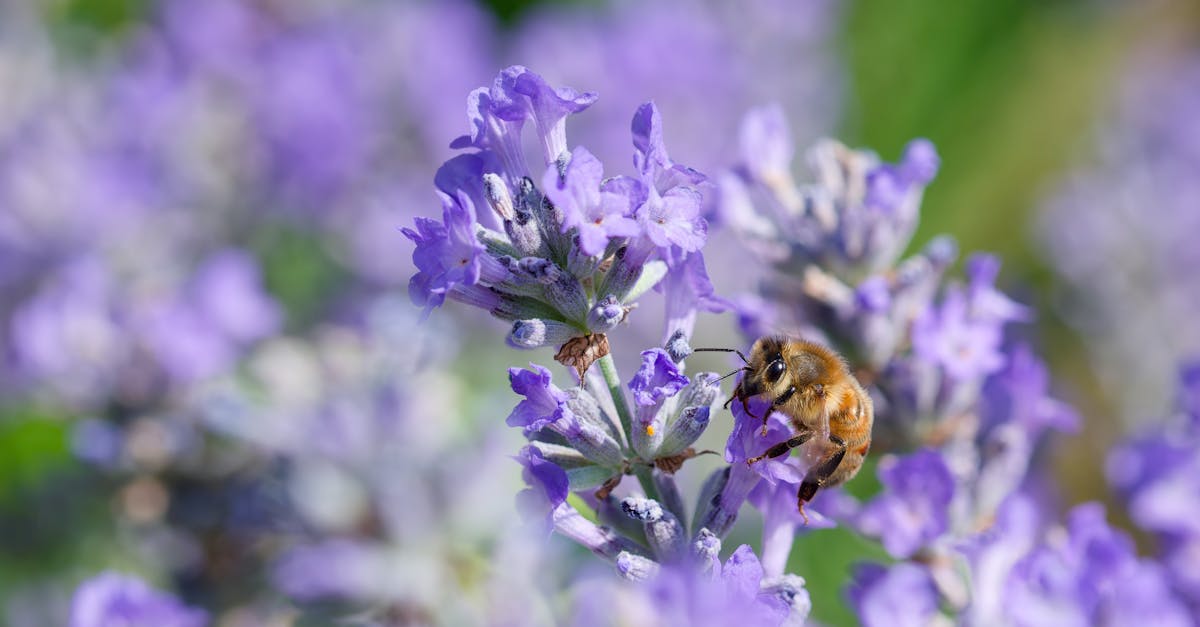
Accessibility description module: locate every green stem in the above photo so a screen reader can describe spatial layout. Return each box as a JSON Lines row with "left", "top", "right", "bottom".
{"left": 633, "top": 464, "right": 663, "bottom": 504}
{"left": 597, "top": 352, "right": 661, "bottom": 501}
{"left": 597, "top": 352, "right": 635, "bottom": 451}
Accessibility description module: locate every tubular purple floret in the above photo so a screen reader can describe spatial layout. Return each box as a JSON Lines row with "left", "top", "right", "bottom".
{"left": 622, "top": 496, "right": 687, "bottom": 563}
{"left": 586, "top": 295, "right": 626, "bottom": 332}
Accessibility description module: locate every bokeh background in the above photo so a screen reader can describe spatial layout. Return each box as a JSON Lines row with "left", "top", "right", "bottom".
{"left": 1, "top": 0, "right": 1197, "bottom": 625}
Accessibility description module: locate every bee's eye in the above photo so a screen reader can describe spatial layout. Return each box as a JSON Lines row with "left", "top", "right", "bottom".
{"left": 765, "top": 359, "right": 786, "bottom": 383}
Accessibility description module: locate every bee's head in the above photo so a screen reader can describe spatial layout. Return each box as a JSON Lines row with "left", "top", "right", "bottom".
{"left": 738, "top": 336, "right": 840, "bottom": 404}
{"left": 738, "top": 335, "right": 791, "bottom": 401}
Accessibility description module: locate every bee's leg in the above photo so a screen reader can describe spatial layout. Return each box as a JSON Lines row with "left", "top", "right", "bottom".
{"left": 796, "top": 435, "right": 847, "bottom": 525}
{"left": 746, "top": 430, "right": 813, "bottom": 466}
{"left": 764, "top": 386, "right": 797, "bottom": 435}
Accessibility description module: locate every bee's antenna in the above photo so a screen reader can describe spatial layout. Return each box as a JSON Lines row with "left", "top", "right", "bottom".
{"left": 692, "top": 347, "right": 749, "bottom": 364}
{"left": 716, "top": 367, "right": 749, "bottom": 383}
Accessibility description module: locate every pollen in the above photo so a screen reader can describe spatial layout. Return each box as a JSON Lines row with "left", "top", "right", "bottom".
{"left": 646, "top": 424, "right": 656, "bottom": 436}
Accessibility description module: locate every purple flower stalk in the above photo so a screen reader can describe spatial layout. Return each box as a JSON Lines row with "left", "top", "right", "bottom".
{"left": 714, "top": 104, "right": 1085, "bottom": 626}
{"left": 406, "top": 69, "right": 809, "bottom": 619}
{"left": 408, "top": 66, "right": 725, "bottom": 352}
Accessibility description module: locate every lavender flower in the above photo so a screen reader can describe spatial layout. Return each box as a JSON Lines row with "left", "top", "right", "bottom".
{"left": 715, "top": 105, "right": 1082, "bottom": 625}
{"left": 543, "top": 146, "right": 640, "bottom": 256}
{"left": 69, "top": 573, "right": 206, "bottom": 627}
{"left": 722, "top": 120, "right": 939, "bottom": 282}
{"left": 847, "top": 563, "right": 943, "bottom": 627}
{"left": 629, "top": 349, "right": 690, "bottom": 408}
{"left": 408, "top": 66, "right": 723, "bottom": 367}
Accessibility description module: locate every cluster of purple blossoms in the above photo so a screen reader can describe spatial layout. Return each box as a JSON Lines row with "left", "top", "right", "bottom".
{"left": 406, "top": 65, "right": 726, "bottom": 353}
{"left": 409, "top": 67, "right": 817, "bottom": 624}
{"left": 715, "top": 106, "right": 1115, "bottom": 622}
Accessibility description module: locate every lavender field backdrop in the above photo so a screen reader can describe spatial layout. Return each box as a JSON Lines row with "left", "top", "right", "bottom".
{"left": 1, "top": 0, "right": 1198, "bottom": 625}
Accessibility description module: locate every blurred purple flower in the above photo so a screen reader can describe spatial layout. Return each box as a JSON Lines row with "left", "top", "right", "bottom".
{"left": 70, "top": 572, "right": 206, "bottom": 627}
{"left": 631, "top": 545, "right": 808, "bottom": 626}
{"left": 855, "top": 450, "right": 955, "bottom": 558}
{"left": 142, "top": 250, "right": 281, "bottom": 383}
{"left": 965, "top": 254, "right": 1030, "bottom": 324}
{"left": 272, "top": 539, "right": 385, "bottom": 602}
{"left": 982, "top": 344, "right": 1080, "bottom": 436}
{"left": 847, "top": 563, "right": 940, "bottom": 627}
{"left": 512, "top": 0, "right": 841, "bottom": 174}
{"left": 863, "top": 138, "right": 939, "bottom": 214}
{"left": 911, "top": 287, "right": 1005, "bottom": 382}
{"left": 721, "top": 132, "right": 939, "bottom": 280}
{"left": 1004, "top": 503, "right": 1191, "bottom": 626}
{"left": 1108, "top": 362, "right": 1200, "bottom": 604}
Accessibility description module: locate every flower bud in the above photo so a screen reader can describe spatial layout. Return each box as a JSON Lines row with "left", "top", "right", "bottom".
{"left": 587, "top": 295, "right": 627, "bottom": 332}
{"left": 692, "top": 528, "right": 721, "bottom": 572}
{"left": 622, "top": 497, "right": 686, "bottom": 562}
{"left": 507, "top": 319, "right": 577, "bottom": 349}
{"left": 544, "top": 274, "right": 590, "bottom": 324}
{"left": 664, "top": 329, "right": 693, "bottom": 362}
{"left": 615, "top": 551, "right": 660, "bottom": 582}
{"left": 483, "top": 172, "right": 515, "bottom": 221}
{"left": 658, "top": 406, "right": 710, "bottom": 458}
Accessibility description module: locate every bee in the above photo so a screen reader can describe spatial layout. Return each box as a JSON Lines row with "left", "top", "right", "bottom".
{"left": 702, "top": 336, "right": 873, "bottom": 523}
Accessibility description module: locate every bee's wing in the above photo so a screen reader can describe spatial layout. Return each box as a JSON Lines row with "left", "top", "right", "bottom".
{"left": 816, "top": 402, "right": 831, "bottom": 442}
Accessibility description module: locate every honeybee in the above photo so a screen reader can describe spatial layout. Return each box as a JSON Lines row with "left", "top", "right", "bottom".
{"left": 704, "top": 336, "right": 874, "bottom": 523}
